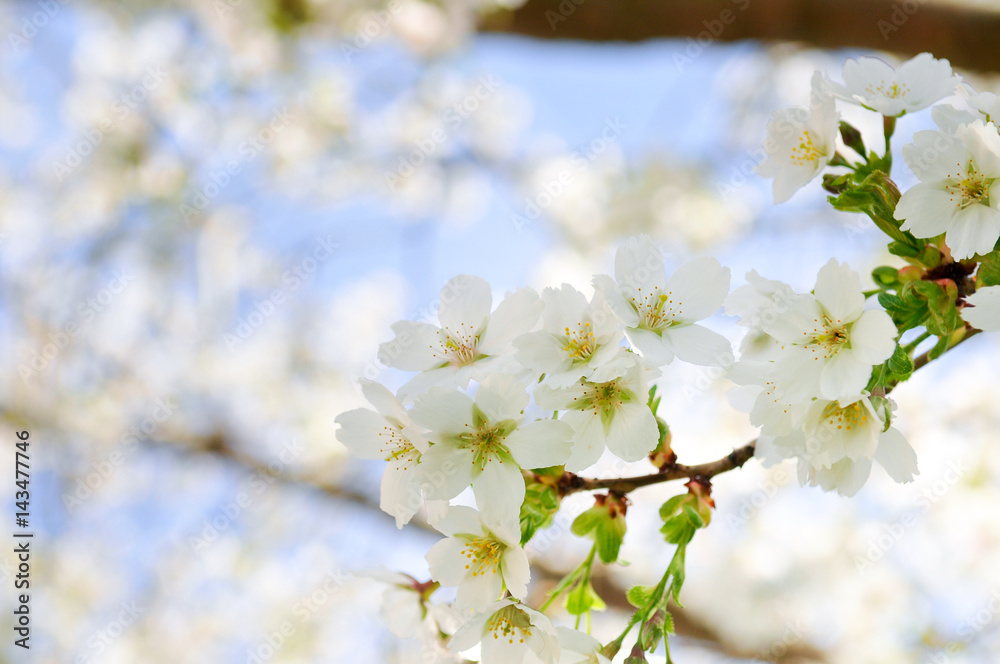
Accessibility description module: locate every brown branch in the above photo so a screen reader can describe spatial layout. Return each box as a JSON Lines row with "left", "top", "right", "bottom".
{"left": 481, "top": 0, "right": 1000, "bottom": 74}
{"left": 562, "top": 440, "right": 757, "bottom": 496}
{"left": 912, "top": 327, "right": 980, "bottom": 373}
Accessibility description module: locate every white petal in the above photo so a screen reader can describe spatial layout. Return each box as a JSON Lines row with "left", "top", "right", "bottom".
{"left": 814, "top": 259, "right": 864, "bottom": 323}
{"left": 435, "top": 505, "right": 485, "bottom": 537}
{"left": 663, "top": 256, "right": 731, "bottom": 322}
{"left": 849, "top": 310, "right": 897, "bottom": 365}
{"left": 660, "top": 324, "right": 733, "bottom": 367}
{"left": 396, "top": 366, "right": 462, "bottom": 404}
{"left": 478, "top": 288, "right": 542, "bottom": 355}
{"left": 420, "top": 444, "right": 475, "bottom": 501}
{"left": 615, "top": 235, "right": 666, "bottom": 297}
{"left": 456, "top": 565, "right": 504, "bottom": 613}
{"left": 562, "top": 411, "right": 607, "bottom": 472}
{"left": 759, "top": 295, "right": 824, "bottom": 344}
{"left": 381, "top": 465, "right": 423, "bottom": 528}
{"left": 476, "top": 374, "right": 529, "bottom": 422}
{"left": 448, "top": 611, "right": 489, "bottom": 653}
{"left": 625, "top": 327, "right": 674, "bottom": 366}
{"left": 505, "top": 419, "right": 573, "bottom": 469}
{"left": 410, "top": 388, "right": 475, "bottom": 435}
{"left": 473, "top": 461, "right": 526, "bottom": 526}
{"left": 381, "top": 587, "right": 423, "bottom": 637}
{"left": 604, "top": 401, "right": 659, "bottom": 462}
{"left": 426, "top": 537, "right": 471, "bottom": 586}
{"left": 438, "top": 275, "right": 492, "bottom": 336}
{"left": 945, "top": 202, "right": 1000, "bottom": 259}
{"left": 500, "top": 547, "right": 530, "bottom": 600}
{"left": 963, "top": 285, "right": 1000, "bottom": 330}
{"left": 360, "top": 379, "right": 409, "bottom": 422}
{"left": 874, "top": 427, "right": 919, "bottom": 483}
{"left": 593, "top": 273, "right": 640, "bottom": 327}
{"left": 334, "top": 408, "right": 390, "bottom": 460}
{"left": 381, "top": 320, "right": 444, "bottom": 371}
{"left": 514, "top": 331, "right": 572, "bottom": 374}
{"left": 820, "top": 351, "right": 873, "bottom": 401}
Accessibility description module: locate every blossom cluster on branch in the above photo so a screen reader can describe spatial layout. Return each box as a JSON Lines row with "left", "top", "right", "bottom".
{"left": 335, "top": 52, "right": 1000, "bottom": 663}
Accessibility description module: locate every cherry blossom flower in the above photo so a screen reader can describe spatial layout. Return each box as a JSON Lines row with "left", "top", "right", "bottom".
{"left": 513, "top": 284, "right": 623, "bottom": 388}
{"left": 962, "top": 285, "right": 1000, "bottom": 331}
{"left": 535, "top": 351, "right": 659, "bottom": 470}
{"left": 756, "top": 259, "right": 897, "bottom": 403}
{"left": 334, "top": 379, "right": 430, "bottom": 527}
{"left": 593, "top": 234, "right": 731, "bottom": 368}
{"left": 895, "top": 120, "right": 1000, "bottom": 259}
{"left": 819, "top": 52, "right": 959, "bottom": 116}
{"left": 554, "top": 626, "right": 611, "bottom": 664}
{"left": 410, "top": 374, "right": 573, "bottom": 525}
{"left": 426, "top": 506, "right": 529, "bottom": 612}
{"left": 449, "top": 598, "right": 560, "bottom": 664}
{"left": 379, "top": 274, "right": 542, "bottom": 401}
{"left": 757, "top": 80, "right": 839, "bottom": 203}
{"left": 756, "top": 395, "right": 918, "bottom": 497}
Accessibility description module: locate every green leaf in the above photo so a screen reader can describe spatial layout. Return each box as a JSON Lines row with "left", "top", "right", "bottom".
{"left": 571, "top": 508, "right": 605, "bottom": 538}
{"left": 878, "top": 291, "right": 928, "bottom": 332}
{"left": 520, "top": 480, "right": 561, "bottom": 545}
{"left": 626, "top": 585, "right": 656, "bottom": 609}
{"left": 928, "top": 334, "right": 950, "bottom": 360}
{"left": 594, "top": 516, "right": 627, "bottom": 564}
{"left": 566, "top": 579, "right": 605, "bottom": 615}
{"left": 977, "top": 252, "right": 1000, "bottom": 287}
{"left": 907, "top": 280, "right": 961, "bottom": 337}
{"left": 887, "top": 343, "right": 913, "bottom": 381}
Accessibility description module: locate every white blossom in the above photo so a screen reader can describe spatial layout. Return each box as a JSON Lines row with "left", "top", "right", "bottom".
{"left": 819, "top": 53, "right": 959, "bottom": 116}
{"left": 535, "top": 351, "right": 659, "bottom": 470}
{"left": 962, "top": 285, "right": 1000, "bottom": 331}
{"left": 334, "top": 379, "right": 430, "bottom": 527}
{"left": 425, "top": 506, "right": 530, "bottom": 612}
{"left": 380, "top": 274, "right": 542, "bottom": 401}
{"left": 449, "top": 598, "right": 560, "bottom": 664}
{"left": 513, "top": 284, "right": 623, "bottom": 388}
{"left": 594, "top": 234, "right": 732, "bottom": 368}
{"left": 410, "top": 374, "right": 573, "bottom": 525}
{"left": 757, "top": 80, "right": 839, "bottom": 203}
{"left": 896, "top": 120, "right": 1000, "bottom": 259}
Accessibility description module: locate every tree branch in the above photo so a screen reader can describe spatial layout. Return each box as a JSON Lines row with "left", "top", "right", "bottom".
{"left": 481, "top": 0, "right": 1000, "bottom": 73}
{"left": 562, "top": 440, "right": 757, "bottom": 496}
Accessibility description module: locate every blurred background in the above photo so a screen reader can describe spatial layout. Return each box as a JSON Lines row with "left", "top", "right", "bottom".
{"left": 3, "top": 0, "right": 1000, "bottom": 662}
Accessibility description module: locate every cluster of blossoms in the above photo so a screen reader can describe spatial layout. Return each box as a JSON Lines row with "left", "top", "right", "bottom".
{"left": 337, "top": 52, "right": 1000, "bottom": 662}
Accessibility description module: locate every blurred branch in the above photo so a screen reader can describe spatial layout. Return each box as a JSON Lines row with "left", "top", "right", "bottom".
{"left": 172, "top": 431, "right": 822, "bottom": 663}
{"left": 481, "top": 0, "right": 1000, "bottom": 73}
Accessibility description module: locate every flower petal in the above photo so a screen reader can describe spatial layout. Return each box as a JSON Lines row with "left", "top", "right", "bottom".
{"left": 962, "top": 285, "right": 1000, "bottom": 330}
{"left": 473, "top": 460, "right": 526, "bottom": 527}
{"left": 438, "top": 275, "right": 492, "bottom": 336}
{"left": 814, "top": 259, "right": 864, "bottom": 323}
{"left": 604, "top": 401, "right": 659, "bottom": 462}
{"left": 849, "top": 310, "right": 897, "bottom": 365}
{"left": 478, "top": 287, "right": 542, "bottom": 355}
{"left": 381, "top": 465, "right": 423, "bottom": 528}
{"left": 664, "top": 256, "right": 731, "bottom": 323}
{"left": 500, "top": 547, "right": 530, "bottom": 600}
{"left": 874, "top": 427, "right": 919, "bottom": 483}
{"left": 505, "top": 419, "right": 573, "bottom": 469}
{"left": 334, "top": 408, "right": 390, "bottom": 460}
{"left": 660, "top": 323, "right": 733, "bottom": 367}
{"left": 819, "top": 351, "right": 873, "bottom": 402}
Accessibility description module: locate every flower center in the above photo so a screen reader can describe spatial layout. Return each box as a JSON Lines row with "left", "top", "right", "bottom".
{"left": 460, "top": 537, "right": 504, "bottom": 577}
{"left": 562, "top": 322, "right": 596, "bottom": 361}
{"left": 435, "top": 326, "right": 479, "bottom": 367}
{"left": 379, "top": 427, "right": 421, "bottom": 471}
{"left": 866, "top": 80, "right": 909, "bottom": 99}
{"left": 790, "top": 130, "right": 823, "bottom": 166}
{"left": 945, "top": 164, "right": 991, "bottom": 208}
{"left": 820, "top": 401, "right": 869, "bottom": 432}
{"left": 803, "top": 315, "right": 848, "bottom": 359}
{"left": 456, "top": 409, "right": 517, "bottom": 472}
{"left": 486, "top": 605, "right": 533, "bottom": 645}
{"left": 630, "top": 287, "right": 681, "bottom": 331}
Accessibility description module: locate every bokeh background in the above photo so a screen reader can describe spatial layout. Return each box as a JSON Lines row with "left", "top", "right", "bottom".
{"left": 3, "top": 0, "right": 1000, "bottom": 662}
